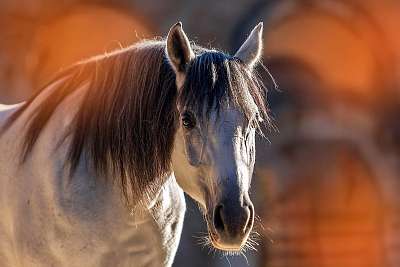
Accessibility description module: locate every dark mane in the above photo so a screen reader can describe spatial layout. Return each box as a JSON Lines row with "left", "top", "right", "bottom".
{"left": 4, "top": 41, "right": 178, "bottom": 206}
{"left": 2, "top": 40, "right": 270, "bottom": 206}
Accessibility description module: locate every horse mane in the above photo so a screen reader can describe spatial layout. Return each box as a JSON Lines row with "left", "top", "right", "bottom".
{"left": 3, "top": 41, "right": 178, "bottom": 206}
{"left": 2, "top": 40, "right": 271, "bottom": 207}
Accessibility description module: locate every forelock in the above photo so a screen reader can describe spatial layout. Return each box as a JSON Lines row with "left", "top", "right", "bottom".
{"left": 178, "top": 49, "right": 270, "bottom": 129}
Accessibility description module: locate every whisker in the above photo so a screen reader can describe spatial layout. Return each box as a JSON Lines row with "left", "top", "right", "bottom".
{"left": 241, "top": 251, "right": 250, "bottom": 266}
{"left": 225, "top": 256, "right": 232, "bottom": 267}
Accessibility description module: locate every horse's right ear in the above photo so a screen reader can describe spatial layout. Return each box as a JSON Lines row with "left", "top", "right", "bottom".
{"left": 166, "top": 22, "right": 194, "bottom": 88}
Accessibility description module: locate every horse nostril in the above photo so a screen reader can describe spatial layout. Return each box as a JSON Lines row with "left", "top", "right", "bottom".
{"left": 213, "top": 204, "right": 225, "bottom": 233}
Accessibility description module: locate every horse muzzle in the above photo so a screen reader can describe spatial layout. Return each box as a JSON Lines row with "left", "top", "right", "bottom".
{"left": 207, "top": 196, "right": 254, "bottom": 251}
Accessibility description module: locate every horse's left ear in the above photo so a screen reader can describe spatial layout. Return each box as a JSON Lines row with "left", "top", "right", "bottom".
{"left": 234, "top": 22, "right": 264, "bottom": 69}
{"left": 166, "top": 22, "right": 195, "bottom": 88}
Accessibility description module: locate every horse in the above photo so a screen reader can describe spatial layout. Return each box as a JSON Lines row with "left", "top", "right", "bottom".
{"left": 0, "top": 22, "right": 269, "bottom": 266}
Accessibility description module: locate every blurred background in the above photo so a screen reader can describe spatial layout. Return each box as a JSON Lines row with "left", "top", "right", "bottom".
{"left": 1, "top": 0, "right": 400, "bottom": 266}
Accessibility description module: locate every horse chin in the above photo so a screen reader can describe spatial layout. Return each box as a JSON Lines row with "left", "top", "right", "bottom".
{"left": 209, "top": 234, "right": 246, "bottom": 252}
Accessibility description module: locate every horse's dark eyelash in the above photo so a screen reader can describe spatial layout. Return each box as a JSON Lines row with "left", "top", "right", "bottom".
{"left": 182, "top": 111, "right": 195, "bottom": 121}
{"left": 181, "top": 111, "right": 196, "bottom": 129}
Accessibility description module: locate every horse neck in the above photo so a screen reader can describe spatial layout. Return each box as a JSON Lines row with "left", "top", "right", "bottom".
{"left": 3, "top": 79, "right": 88, "bottom": 163}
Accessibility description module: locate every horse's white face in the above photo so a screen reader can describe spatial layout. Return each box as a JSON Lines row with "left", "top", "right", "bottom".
{"left": 175, "top": 106, "right": 259, "bottom": 250}
{"left": 167, "top": 22, "right": 264, "bottom": 251}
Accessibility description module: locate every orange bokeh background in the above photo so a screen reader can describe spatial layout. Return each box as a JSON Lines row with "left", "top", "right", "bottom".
{"left": 1, "top": 1, "right": 400, "bottom": 267}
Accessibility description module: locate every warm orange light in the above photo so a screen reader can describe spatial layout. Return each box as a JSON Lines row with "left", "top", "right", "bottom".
{"left": 27, "top": 4, "right": 152, "bottom": 89}
{"left": 261, "top": 146, "right": 387, "bottom": 267}
{"left": 264, "top": 1, "right": 400, "bottom": 107}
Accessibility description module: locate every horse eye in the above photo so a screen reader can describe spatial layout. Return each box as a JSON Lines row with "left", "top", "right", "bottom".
{"left": 181, "top": 112, "right": 196, "bottom": 129}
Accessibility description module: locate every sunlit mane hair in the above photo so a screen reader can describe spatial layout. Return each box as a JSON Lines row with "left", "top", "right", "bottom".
{"left": 2, "top": 40, "right": 270, "bottom": 206}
